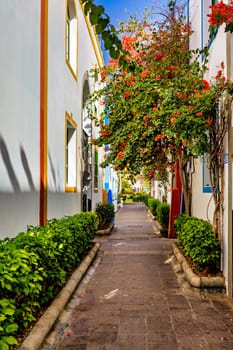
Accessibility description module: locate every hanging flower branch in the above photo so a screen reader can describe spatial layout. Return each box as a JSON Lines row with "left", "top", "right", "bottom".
{"left": 208, "top": 1, "right": 233, "bottom": 34}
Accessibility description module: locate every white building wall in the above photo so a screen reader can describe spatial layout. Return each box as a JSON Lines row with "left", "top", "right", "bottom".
{"left": 0, "top": 0, "right": 104, "bottom": 237}
{"left": 0, "top": 2, "right": 40, "bottom": 237}
{"left": 47, "top": 0, "right": 104, "bottom": 219}
{"left": 189, "top": 0, "right": 232, "bottom": 295}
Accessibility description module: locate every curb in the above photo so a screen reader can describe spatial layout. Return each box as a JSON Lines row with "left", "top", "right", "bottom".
{"left": 172, "top": 242, "right": 225, "bottom": 289}
{"left": 96, "top": 223, "right": 114, "bottom": 235}
{"left": 19, "top": 242, "right": 100, "bottom": 350}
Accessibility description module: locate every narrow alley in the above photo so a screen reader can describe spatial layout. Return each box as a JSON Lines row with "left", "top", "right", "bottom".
{"left": 42, "top": 204, "right": 233, "bottom": 350}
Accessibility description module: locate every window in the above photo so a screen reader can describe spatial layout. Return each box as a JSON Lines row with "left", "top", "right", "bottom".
{"left": 66, "top": 0, "right": 77, "bottom": 79}
{"left": 65, "top": 113, "right": 77, "bottom": 191}
{"left": 201, "top": 0, "right": 213, "bottom": 50}
{"left": 202, "top": 156, "right": 212, "bottom": 193}
{"left": 202, "top": 102, "right": 220, "bottom": 193}
{"left": 94, "top": 146, "right": 99, "bottom": 191}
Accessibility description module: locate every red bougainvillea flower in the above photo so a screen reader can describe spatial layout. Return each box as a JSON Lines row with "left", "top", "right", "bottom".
{"left": 122, "top": 35, "right": 137, "bottom": 50}
{"left": 109, "top": 58, "right": 119, "bottom": 68}
{"left": 202, "top": 79, "right": 210, "bottom": 90}
{"left": 122, "top": 92, "right": 130, "bottom": 98}
{"left": 127, "top": 81, "right": 135, "bottom": 86}
{"left": 167, "top": 65, "right": 176, "bottom": 71}
{"left": 176, "top": 93, "right": 186, "bottom": 99}
{"left": 207, "top": 1, "right": 233, "bottom": 27}
{"left": 144, "top": 121, "right": 152, "bottom": 126}
{"left": 154, "top": 134, "right": 164, "bottom": 141}
{"left": 170, "top": 117, "right": 177, "bottom": 124}
{"left": 127, "top": 133, "right": 132, "bottom": 137}
{"left": 101, "top": 130, "right": 112, "bottom": 136}
{"left": 155, "top": 53, "right": 165, "bottom": 60}
{"left": 155, "top": 75, "right": 161, "bottom": 80}
{"left": 141, "top": 70, "right": 149, "bottom": 78}
{"left": 176, "top": 110, "right": 181, "bottom": 115}
{"left": 143, "top": 114, "right": 150, "bottom": 120}
{"left": 206, "top": 118, "right": 213, "bottom": 125}
{"left": 215, "top": 70, "right": 223, "bottom": 79}
{"left": 195, "top": 112, "right": 203, "bottom": 117}
{"left": 116, "top": 151, "right": 124, "bottom": 159}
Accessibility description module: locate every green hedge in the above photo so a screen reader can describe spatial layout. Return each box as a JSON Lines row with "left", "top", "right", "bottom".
{"left": 156, "top": 202, "right": 170, "bottom": 229}
{"left": 148, "top": 198, "right": 160, "bottom": 217}
{"left": 95, "top": 202, "right": 115, "bottom": 229}
{"left": 0, "top": 212, "right": 98, "bottom": 349}
{"left": 174, "top": 214, "right": 220, "bottom": 272}
{"left": 132, "top": 192, "right": 149, "bottom": 205}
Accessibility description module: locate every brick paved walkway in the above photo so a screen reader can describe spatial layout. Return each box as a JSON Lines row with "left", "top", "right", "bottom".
{"left": 43, "top": 204, "right": 233, "bottom": 350}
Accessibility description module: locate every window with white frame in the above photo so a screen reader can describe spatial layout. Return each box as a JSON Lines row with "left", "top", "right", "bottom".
{"left": 65, "top": 114, "right": 77, "bottom": 191}
{"left": 94, "top": 146, "right": 99, "bottom": 191}
{"left": 66, "top": 0, "right": 77, "bottom": 79}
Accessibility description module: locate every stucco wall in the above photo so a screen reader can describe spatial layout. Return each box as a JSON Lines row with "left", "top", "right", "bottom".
{"left": 0, "top": 2, "right": 40, "bottom": 237}
{"left": 0, "top": 0, "right": 104, "bottom": 237}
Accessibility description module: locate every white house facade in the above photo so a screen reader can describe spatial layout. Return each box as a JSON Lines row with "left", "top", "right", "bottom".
{"left": 188, "top": 0, "right": 233, "bottom": 296}
{"left": 0, "top": 0, "right": 104, "bottom": 238}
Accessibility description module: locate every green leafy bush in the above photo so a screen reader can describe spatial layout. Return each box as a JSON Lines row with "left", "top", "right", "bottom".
{"left": 0, "top": 211, "right": 98, "bottom": 347}
{"left": 132, "top": 192, "right": 149, "bottom": 205}
{"left": 95, "top": 202, "right": 115, "bottom": 229}
{"left": 174, "top": 215, "right": 220, "bottom": 272}
{"left": 0, "top": 299, "right": 18, "bottom": 350}
{"left": 148, "top": 198, "right": 161, "bottom": 217}
{"left": 156, "top": 203, "right": 170, "bottom": 229}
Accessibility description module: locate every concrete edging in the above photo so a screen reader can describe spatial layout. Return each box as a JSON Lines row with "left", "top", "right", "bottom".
{"left": 19, "top": 242, "right": 100, "bottom": 350}
{"left": 96, "top": 223, "right": 114, "bottom": 235}
{"left": 172, "top": 242, "right": 225, "bottom": 289}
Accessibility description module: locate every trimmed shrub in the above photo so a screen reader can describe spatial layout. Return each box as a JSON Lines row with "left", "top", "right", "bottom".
{"left": 148, "top": 198, "right": 161, "bottom": 217}
{"left": 95, "top": 202, "right": 115, "bottom": 229}
{"left": 174, "top": 215, "right": 220, "bottom": 272}
{"left": 132, "top": 192, "right": 149, "bottom": 205}
{"left": 156, "top": 202, "right": 170, "bottom": 229}
{"left": 0, "top": 211, "right": 98, "bottom": 348}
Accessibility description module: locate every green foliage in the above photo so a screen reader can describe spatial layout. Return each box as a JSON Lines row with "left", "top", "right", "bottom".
{"left": 148, "top": 198, "right": 161, "bottom": 217}
{"left": 88, "top": 4, "right": 233, "bottom": 223}
{"left": 0, "top": 212, "right": 98, "bottom": 345}
{"left": 0, "top": 299, "right": 18, "bottom": 350}
{"left": 174, "top": 215, "right": 220, "bottom": 272}
{"left": 132, "top": 192, "right": 149, "bottom": 206}
{"left": 156, "top": 203, "right": 170, "bottom": 229}
{"left": 80, "top": 0, "right": 124, "bottom": 60}
{"left": 95, "top": 202, "right": 115, "bottom": 229}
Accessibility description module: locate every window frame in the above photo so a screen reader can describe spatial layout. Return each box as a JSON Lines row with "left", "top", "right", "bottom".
{"left": 94, "top": 145, "right": 99, "bottom": 192}
{"left": 65, "top": 0, "right": 78, "bottom": 80}
{"left": 65, "top": 112, "right": 77, "bottom": 192}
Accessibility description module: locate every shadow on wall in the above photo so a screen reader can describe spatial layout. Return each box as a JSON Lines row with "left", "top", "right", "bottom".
{"left": 0, "top": 134, "right": 36, "bottom": 192}
{"left": 48, "top": 151, "right": 62, "bottom": 191}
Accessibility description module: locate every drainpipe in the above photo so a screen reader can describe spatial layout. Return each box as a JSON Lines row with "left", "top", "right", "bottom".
{"left": 226, "top": 29, "right": 233, "bottom": 297}
{"left": 39, "top": 0, "right": 48, "bottom": 226}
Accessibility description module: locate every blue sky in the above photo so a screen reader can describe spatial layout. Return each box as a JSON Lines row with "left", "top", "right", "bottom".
{"left": 96, "top": 0, "right": 170, "bottom": 28}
